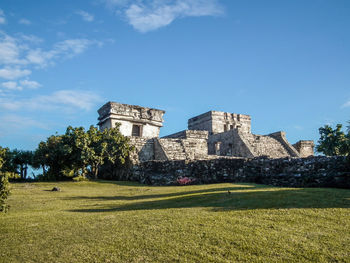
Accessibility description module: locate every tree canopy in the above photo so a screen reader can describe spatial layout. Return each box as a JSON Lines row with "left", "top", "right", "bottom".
{"left": 316, "top": 123, "right": 350, "bottom": 156}
{"left": 32, "top": 124, "right": 133, "bottom": 180}
{"left": 1, "top": 124, "right": 133, "bottom": 181}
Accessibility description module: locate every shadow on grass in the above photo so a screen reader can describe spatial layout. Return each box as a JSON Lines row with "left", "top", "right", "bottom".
{"left": 67, "top": 184, "right": 350, "bottom": 213}
{"left": 92, "top": 180, "right": 150, "bottom": 187}
{"left": 64, "top": 185, "right": 257, "bottom": 201}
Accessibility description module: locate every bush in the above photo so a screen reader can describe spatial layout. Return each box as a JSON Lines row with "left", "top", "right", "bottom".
{"left": 0, "top": 173, "right": 10, "bottom": 212}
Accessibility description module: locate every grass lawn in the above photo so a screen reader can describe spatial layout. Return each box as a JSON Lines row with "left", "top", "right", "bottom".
{"left": 1, "top": 181, "right": 350, "bottom": 263}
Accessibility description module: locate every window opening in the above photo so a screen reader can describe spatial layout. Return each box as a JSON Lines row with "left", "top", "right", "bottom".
{"left": 132, "top": 125, "right": 142, "bottom": 137}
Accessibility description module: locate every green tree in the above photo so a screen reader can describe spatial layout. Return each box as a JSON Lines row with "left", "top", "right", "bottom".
{"left": 316, "top": 124, "right": 350, "bottom": 156}
{"left": 33, "top": 125, "right": 133, "bottom": 180}
{"left": 12, "top": 150, "right": 33, "bottom": 180}
{"left": 34, "top": 135, "right": 73, "bottom": 180}
{"left": 0, "top": 147, "right": 11, "bottom": 212}
{"left": 32, "top": 142, "right": 49, "bottom": 178}
{"left": 1, "top": 148, "right": 16, "bottom": 174}
{"left": 73, "top": 125, "right": 133, "bottom": 179}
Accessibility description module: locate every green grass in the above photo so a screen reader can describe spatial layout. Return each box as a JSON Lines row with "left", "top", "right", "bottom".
{"left": 1, "top": 181, "right": 350, "bottom": 263}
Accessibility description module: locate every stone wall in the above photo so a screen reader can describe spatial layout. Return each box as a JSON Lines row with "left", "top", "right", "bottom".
{"left": 128, "top": 133, "right": 210, "bottom": 163}
{"left": 293, "top": 140, "right": 315, "bottom": 157}
{"left": 124, "top": 156, "right": 350, "bottom": 189}
{"left": 156, "top": 130, "right": 209, "bottom": 160}
{"left": 188, "top": 111, "right": 251, "bottom": 134}
{"left": 187, "top": 112, "right": 213, "bottom": 133}
{"left": 163, "top": 130, "right": 208, "bottom": 140}
{"left": 208, "top": 129, "right": 254, "bottom": 157}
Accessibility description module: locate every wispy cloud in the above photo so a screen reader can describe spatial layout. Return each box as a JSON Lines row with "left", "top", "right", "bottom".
{"left": 26, "top": 38, "right": 99, "bottom": 68}
{"left": 0, "top": 33, "right": 26, "bottom": 65}
{"left": 18, "top": 34, "right": 43, "bottom": 44}
{"left": 0, "top": 67, "right": 31, "bottom": 80}
{"left": 18, "top": 18, "right": 31, "bottom": 25}
{"left": 19, "top": 79, "right": 41, "bottom": 89}
{"left": 0, "top": 79, "right": 41, "bottom": 91}
{"left": 0, "top": 89, "right": 103, "bottom": 112}
{"left": 104, "top": 0, "right": 223, "bottom": 33}
{"left": 76, "top": 10, "right": 94, "bottom": 22}
{"left": 342, "top": 99, "right": 350, "bottom": 108}
{"left": 1, "top": 81, "right": 22, "bottom": 91}
{"left": 0, "top": 31, "right": 101, "bottom": 83}
{"left": 0, "top": 9, "right": 6, "bottom": 24}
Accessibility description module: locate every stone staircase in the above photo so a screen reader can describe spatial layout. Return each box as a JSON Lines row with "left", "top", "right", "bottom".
{"left": 128, "top": 137, "right": 155, "bottom": 162}
{"left": 158, "top": 138, "right": 187, "bottom": 160}
{"left": 242, "top": 133, "right": 290, "bottom": 158}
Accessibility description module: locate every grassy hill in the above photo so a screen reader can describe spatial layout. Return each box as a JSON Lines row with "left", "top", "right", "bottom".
{"left": 1, "top": 181, "right": 350, "bottom": 262}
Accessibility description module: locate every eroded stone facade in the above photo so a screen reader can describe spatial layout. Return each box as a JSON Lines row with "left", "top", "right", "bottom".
{"left": 188, "top": 111, "right": 251, "bottom": 134}
{"left": 98, "top": 102, "right": 165, "bottom": 138}
{"left": 97, "top": 102, "right": 314, "bottom": 163}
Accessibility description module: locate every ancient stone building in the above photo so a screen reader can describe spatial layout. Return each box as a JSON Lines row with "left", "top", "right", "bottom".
{"left": 188, "top": 111, "right": 251, "bottom": 134}
{"left": 97, "top": 102, "right": 314, "bottom": 163}
{"left": 98, "top": 102, "right": 165, "bottom": 137}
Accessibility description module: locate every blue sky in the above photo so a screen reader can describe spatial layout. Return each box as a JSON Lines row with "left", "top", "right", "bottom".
{"left": 0, "top": 0, "right": 349, "bottom": 151}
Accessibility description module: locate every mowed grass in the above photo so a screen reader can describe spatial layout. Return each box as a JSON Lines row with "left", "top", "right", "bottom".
{"left": 1, "top": 181, "right": 350, "bottom": 263}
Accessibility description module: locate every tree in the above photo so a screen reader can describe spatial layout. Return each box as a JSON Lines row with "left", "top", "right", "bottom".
{"left": 316, "top": 124, "right": 350, "bottom": 156}
{"left": 12, "top": 150, "right": 33, "bottom": 180}
{"left": 73, "top": 125, "right": 133, "bottom": 179}
{"left": 0, "top": 147, "right": 11, "bottom": 212}
{"left": 33, "top": 125, "right": 133, "bottom": 180}
{"left": 98, "top": 125, "right": 133, "bottom": 179}
{"left": 33, "top": 134, "right": 74, "bottom": 180}
{"left": 32, "top": 142, "right": 49, "bottom": 178}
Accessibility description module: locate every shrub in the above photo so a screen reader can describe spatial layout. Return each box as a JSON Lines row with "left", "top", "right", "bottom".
{"left": 0, "top": 173, "right": 10, "bottom": 212}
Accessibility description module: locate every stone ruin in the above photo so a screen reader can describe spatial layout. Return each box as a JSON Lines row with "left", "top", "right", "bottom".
{"left": 97, "top": 101, "right": 314, "bottom": 163}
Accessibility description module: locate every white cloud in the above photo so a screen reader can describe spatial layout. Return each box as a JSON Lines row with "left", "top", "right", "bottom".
{"left": 18, "top": 34, "right": 43, "bottom": 44}
{"left": 0, "top": 67, "right": 31, "bottom": 80}
{"left": 51, "top": 90, "right": 101, "bottom": 110}
{"left": 0, "top": 33, "right": 26, "bottom": 65}
{"left": 0, "top": 79, "right": 40, "bottom": 91}
{"left": 25, "top": 49, "right": 53, "bottom": 67}
{"left": 18, "top": 18, "right": 31, "bottom": 25}
{"left": 0, "top": 31, "right": 100, "bottom": 81}
{"left": 55, "top": 39, "right": 96, "bottom": 55}
{"left": 0, "top": 9, "right": 6, "bottom": 24}
{"left": 0, "top": 90, "right": 102, "bottom": 112}
{"left": 342, "top": 100, "right": 350, "bottom": 108}
{"left": 105, "top": 0, "right": 223, "bottom": 33}
{"left": 76, "top": 10, "right": 94, "bottom": 22}
{"left": 20, "top": 79, "right": 41, "bottom": 89}
{"left": 26, "top": 39, "right": 98, "bottom": 67}
{"left": 1, "top": 81, "right": 22, "bottom": 91}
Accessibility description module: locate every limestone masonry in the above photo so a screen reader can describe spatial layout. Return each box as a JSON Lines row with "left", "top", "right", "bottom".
{"left": 97, "top": 102, "right": 314, "bottom": 163}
